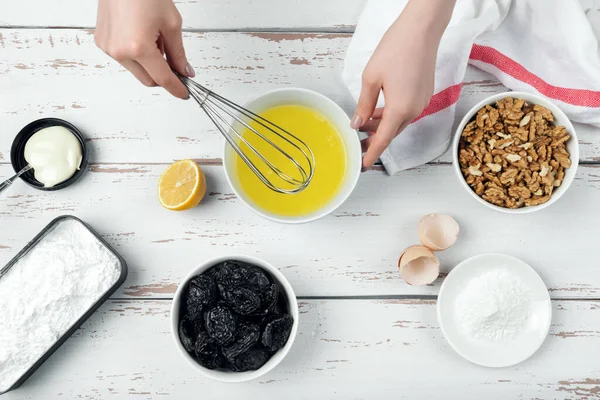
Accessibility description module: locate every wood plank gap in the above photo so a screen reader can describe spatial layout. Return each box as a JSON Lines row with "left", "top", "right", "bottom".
{"left": 547, "top": 297, "right": 600, "bottom": 301}
{"left": 0, "top": 26, "right": 356, "bottom": 33}
{"left": 3, "top": 160, "right": 597, "bottom": 167}
{"left": 297, "top": 295, "right": 438, "bottom": 301}
{"left": 90, "top": 159, "right": 223, "bottom": 166}
{"left": 183, "top": 27, "right": 356, "bottom": 34}
{"left": 0, "top": 25, "right": 94, "bottom": 29}
{"left": 0, "top": 160, "right": 224, "bottom": 167}
{"left": 110, "top": 297, "right": 174, "bottom": 301}
{"left": 108, "top": 296, "right": 600, "bottom": 302}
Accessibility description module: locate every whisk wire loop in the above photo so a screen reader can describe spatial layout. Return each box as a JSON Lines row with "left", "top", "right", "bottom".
{"left": 201, "top": 100, "right": 292, "bottom": 188}
{"left": 178, "top": 74, "right": 315, "bottom": 194}
{"left": 201, "top": 94, "right": 307, "bottom": 186}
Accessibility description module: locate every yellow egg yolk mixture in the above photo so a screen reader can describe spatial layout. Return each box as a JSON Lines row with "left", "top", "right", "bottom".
{"left": 234, "top": 105, "right": 347, "bottom": 217}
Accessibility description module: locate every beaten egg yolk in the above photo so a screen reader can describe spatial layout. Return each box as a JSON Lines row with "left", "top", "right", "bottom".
{"left": 234, "top": 105, "right": 347, "bottom": 217}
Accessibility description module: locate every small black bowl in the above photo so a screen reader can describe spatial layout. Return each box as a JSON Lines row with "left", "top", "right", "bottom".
{"left": 10, "top": 118, "right": 88, "bottom": 191}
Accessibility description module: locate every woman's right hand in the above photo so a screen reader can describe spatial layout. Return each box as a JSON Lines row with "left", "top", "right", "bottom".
{"left": 95, "top": 0, "right": 193, "bottom": 99}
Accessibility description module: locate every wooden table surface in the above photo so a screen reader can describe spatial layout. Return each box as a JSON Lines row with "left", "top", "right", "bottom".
{"left": 1, "top": 1, "right": 600, "bottom": 399}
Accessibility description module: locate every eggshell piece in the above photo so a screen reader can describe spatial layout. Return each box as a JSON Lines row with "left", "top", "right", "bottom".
{"left": 418, "top": 214, "right": 460, "bottom": 251}
{"left": 398, "top": 245, "right": 440, "bottom": 286}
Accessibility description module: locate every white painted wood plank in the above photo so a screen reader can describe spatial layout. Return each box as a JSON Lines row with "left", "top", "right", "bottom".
{"left": 1, "top": 163, "right": 599, "bottom": 298}
{"left": 2, "top": 299, "right": 599, "bottom": 399}
{"left": 1, "top": 29, "right": 599, "bottom": 164}
{"left": 0, "top": 0, "right": 365, "bottom": 30}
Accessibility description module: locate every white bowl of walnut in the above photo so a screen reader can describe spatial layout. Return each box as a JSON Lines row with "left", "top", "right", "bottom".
{"left": 453, "top": 92, "right": 579, "bottom": 214}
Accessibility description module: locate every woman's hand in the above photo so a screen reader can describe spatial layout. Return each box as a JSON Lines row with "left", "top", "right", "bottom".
{"left": 95, "top": 0, "right": 193, "bottom": 99}
{"left": 351, "top": 0, "right": 456, "bottom": 169}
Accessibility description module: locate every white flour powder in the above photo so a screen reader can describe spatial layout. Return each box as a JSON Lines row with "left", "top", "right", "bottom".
{"left": 0, "top": 219, "right": 121, "bottom": 393}
{"left": 455, "top": 268, "right": 531, "bottom": 342}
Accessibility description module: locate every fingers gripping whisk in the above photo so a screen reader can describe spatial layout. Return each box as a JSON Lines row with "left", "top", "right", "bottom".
{"left": 178, "top": 75, "right": 315, "bottom": 194}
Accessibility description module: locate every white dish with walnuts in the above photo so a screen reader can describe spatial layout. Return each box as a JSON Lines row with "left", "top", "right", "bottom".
{"left": 452, "top": 92, "right": 580, "bottom": 214}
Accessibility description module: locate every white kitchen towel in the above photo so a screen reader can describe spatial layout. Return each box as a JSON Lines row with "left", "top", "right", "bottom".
{"left": 342, "top": 0, "right": 600, "bottom": 175}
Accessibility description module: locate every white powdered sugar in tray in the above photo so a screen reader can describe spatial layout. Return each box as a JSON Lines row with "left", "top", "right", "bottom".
{"left": 0, "top": 219, "right": 121, "bottom": 393}
{"left": 455, "top": 268, "right": 532, "bottom": 342}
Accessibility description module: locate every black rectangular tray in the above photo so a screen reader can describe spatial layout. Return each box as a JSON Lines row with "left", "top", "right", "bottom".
{"left": 0, "top": 215, "right": 128, "bottom": 395}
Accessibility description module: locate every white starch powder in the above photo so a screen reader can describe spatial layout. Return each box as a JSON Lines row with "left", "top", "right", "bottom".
{"left": 455, "top": 268, "right": 531, "bottom": 342}
{"left": 0, "top": 219, "right": 121, "bottom": 393}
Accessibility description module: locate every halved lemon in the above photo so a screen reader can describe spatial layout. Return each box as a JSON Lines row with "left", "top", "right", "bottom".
{"left": 158, "top": 159, "right": 206, "bottom": 211}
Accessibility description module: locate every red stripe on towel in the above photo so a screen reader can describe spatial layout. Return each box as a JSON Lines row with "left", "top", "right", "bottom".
{"left": 470, "top": 44, "right": 600, "bottom": 108}
{"left": 412, "top": 83, "right": 463, "bottom": 123}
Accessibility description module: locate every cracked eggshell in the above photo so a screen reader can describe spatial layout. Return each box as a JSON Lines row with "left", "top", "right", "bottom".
{"left": 418, "top": 214, "right": 460, "bottom": 251}
{"left": 398, "top": 245, "right": 440, "bottom": 286}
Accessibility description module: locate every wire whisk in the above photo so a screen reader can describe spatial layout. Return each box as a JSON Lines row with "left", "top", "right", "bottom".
{"left": 177, "top": 74, "right": 315, "bottom": 194}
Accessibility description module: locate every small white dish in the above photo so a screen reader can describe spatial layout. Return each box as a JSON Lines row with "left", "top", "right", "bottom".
{"left": 223, "top": 88, "right": 362, "bottom": 224}
{"left": 437, "top": 253, "right": 552, "bottom": 368}
{"left": 171, "top": 254, "right": 299, "bottom": 383}
{"left": 452, "top": 91, "right": 579, "bottom": 214}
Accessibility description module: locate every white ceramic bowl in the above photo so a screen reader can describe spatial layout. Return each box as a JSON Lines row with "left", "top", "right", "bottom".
{"left": 437, "top": 253, "right": 552, "bottom": 368}
{"left": 452, "top": 91, "right": 579, "bottom": 214}
{"left": 223, "top": 88, "right": 362, "bottom": 224}
{"left": 170, "top": 254, "right": 299, "bottom": 383}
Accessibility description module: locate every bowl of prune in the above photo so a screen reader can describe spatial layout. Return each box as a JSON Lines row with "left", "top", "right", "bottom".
{"left": 171, "top": 255, "right": 298, "bottom": 382}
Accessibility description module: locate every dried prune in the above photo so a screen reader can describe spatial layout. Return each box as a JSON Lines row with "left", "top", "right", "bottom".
{"left": 261, "top": 314, "right": 293, "bottom": 352}
{"left": 186, "top": 275, "right": 217, "bottom": 320}
{"left": 226, "top": 261, "right": 253, "bottom": 283}
{"left": 222, "top": 322, "right": 260, "bottom": 361}
{"left": 206, "top": 262, "right": 232, "bottom": 282}
{"left": 227, "top": 348, "right": 270, "bottom": 372}
{"left": 203, "top": 263, "right": 220, "bottom": 278}
{"left": 178, "top": 317, "right": 196, "bottom": 353}
{"left": 259, "top": 283, "right": 279, "bottom": 315}
{"left": 266, "top": 294, "right": 287, "bottom": 316}
{"left": 222, "top": 286, "right": 262, "bottom": 315}
{"left": 190, "top": 316, "right": 204, "bottom": 336}
{"left": 204, "top": 305, "right": 237, "bottom": 345}
{"left": 213, "top": 261, "right": 271, "bottom": 294}
{"left": 194, "top": 332, "right": 224, "bottom": 370}
{"left": 244, "top": 266, "right": 271, "bottom": 290}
